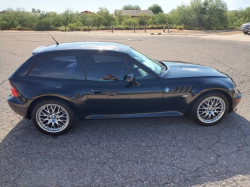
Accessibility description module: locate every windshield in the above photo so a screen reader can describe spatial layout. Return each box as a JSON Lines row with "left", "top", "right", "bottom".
{"left": 129, "top": 49, "right": 161, "bottom": 74}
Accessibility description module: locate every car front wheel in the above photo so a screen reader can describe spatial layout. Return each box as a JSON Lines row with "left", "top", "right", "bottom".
{"left": 190, "top": 91, "right": 229, "bottom": 126}
{"left": 31, "top": 99, "right": 75, "bottom": 135}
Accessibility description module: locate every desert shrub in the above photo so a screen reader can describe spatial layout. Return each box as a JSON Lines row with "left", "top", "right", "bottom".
{"left": 147, "top": 25, "right": 162, "bottom": 29}
{"left": 82, "top": 26, "right": 91, "bottom": 31}
{"left": 114, "top": 25, "right": 125, "bottom": 30}
{"left": 124, "top": 26, "right": 132, "bottom": 30}
{"left": 99, "top": 26, "right": 106, "bottom": 30}
{"left": 122, "top": 19, "right": 139, "bottom": 27}
{"left": 68, "top": 23, "right": 76, "bottom": 31}
{"left": 177, "top": 25, "right": 184, "bottom": 30}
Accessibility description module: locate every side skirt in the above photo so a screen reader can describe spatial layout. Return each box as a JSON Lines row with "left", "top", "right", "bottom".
{"left": 85, "top": 111, "right": 184, "bottom": 120}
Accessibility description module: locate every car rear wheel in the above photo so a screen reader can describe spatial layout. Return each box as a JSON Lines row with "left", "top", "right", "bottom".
{"left": 32, "top": 99, "right": 75, "bottom": 135}
{"left": 190, "top": 91, "right": 229, "bottom": 126}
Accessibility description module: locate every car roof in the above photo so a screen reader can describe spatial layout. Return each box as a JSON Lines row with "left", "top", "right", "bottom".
{"left": 32, "top": 42, "right": 131, "bottom": 55}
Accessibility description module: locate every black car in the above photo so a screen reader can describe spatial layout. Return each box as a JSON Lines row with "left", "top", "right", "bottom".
{"left": 8, "top": 42, "right": 242, "bottom": 135}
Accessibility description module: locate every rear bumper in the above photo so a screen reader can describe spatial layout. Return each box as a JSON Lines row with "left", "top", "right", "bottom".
{"left": 8, "top": 96, "right": 29, "bottom": 118}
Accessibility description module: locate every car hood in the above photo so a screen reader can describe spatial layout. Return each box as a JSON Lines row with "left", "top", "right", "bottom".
{"left": 162, "top": 62, "right": 228, "bottom": 79}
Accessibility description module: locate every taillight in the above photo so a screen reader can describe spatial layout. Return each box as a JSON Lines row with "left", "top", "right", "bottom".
{"left": 11, "top": 86, "right": 18, "bottom": 97}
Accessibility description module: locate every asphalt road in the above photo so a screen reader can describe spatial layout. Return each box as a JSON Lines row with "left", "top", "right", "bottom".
{"left": 0, "top": 31, "right": 250, "bottom": 186}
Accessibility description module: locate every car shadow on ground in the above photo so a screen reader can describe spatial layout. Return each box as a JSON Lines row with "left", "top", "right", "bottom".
{"left": 0, "top": 112, "right": 249, "bottom": 186}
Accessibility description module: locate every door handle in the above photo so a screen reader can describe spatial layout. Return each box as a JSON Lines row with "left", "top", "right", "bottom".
{"left": 92, "top": 90, "right": 104, "bottom": 93}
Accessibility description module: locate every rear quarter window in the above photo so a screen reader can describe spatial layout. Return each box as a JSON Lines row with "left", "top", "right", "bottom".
{"left": 28, "top": 55, "right": 81, "bottom": 79}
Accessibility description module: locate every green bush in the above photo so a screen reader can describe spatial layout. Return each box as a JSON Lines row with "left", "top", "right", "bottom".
{"left": 82, "top": 26, "right": 91, "bottom": 31}
{"left": 171, "top": 25, "right": 177, "bottom": 29}
{"left": 68, "top": 23, "right": 76, "bottom": 31}
{"left": 124, "top": 26, "right": 132, "bottom": 30}
{"left": 98, "top": 26, "right": 107, "bottom": 30}
{"left": 147, "top": 25, "right": 162, "bottom": 29}
{"left": 177, "top": 25, "right": 184, "bottom": 30}
{"left": 122, "top": 19, "right": 139, "bottom": 27}
{"left": 113, "top": 25, "right": 125, "bottom": 30}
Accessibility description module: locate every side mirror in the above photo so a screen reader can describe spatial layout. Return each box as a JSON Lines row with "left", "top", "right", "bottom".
{"left": 125, "top": 73, "right": 135, "bottom": 83}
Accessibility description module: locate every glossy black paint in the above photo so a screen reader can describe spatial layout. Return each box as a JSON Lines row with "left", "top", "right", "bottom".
{"left": 8, "top": 42, "right": 241, "bottom": 120}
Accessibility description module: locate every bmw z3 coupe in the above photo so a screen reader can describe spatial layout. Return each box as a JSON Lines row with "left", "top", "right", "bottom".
{"left": 8, "top": 42, "right": 242, "bottom": 135}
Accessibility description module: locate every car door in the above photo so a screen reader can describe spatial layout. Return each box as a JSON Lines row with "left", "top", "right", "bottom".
{"left": 82, "top": 53, "right": 163, "bottom": 116}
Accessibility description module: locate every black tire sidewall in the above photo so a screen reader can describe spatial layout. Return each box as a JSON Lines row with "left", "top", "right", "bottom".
{"left": 31, "top": 99, "right": 75, "bottom": 135}
{"left": 190, "top": 91, "right": 229, "bottom": 126}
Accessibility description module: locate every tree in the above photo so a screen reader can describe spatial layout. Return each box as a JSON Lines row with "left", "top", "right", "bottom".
{"left": 115, "top": 10, "right": 124, "bottom": 25}
{"left": 137, "top": 13, "right": 150, "bottom": 26}
{"left": 97, "top": 7, "right": 116, "bottom": 27}
{"left": 227, "top": 7, "right": 250, "bottom": 28}
{"left": 32, "top": 8, "right": 41, "bottom": 13}
{"left": 122, "top": 4, "right": 141, "bottom": 10}
{"left": 169, "top": 0, "right": 228, "bottom": 30}
{"left": 61, "top": 9, "right": 76, "bottom": 31}
{"left": 15, "top": 8, "right": 36, "bottom": 31}
{"left": 155, "top": 12, "right": 169, "bottom": 25}
{"left": 148, "top": 4, "right": 163, "bottom": 14}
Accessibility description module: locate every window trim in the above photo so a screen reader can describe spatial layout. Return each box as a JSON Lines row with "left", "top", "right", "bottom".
{"left": 26, "top": 53, "right": 85, "bottom": 80}
{"left": 81, "top": 52, "right": 131, "bottom": 81}
{"left": 124, "top": 56, "right": 159, "bottom": 79}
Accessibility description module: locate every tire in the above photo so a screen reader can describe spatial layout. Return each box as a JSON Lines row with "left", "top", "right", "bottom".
{"left": 190, "top": 91, "right": 229, "bottom": 126}
{"left": 31, "top": 99, "right": 75, "bottom": 135}
{"left": 243, "top": 31, "right": 249, "bottom": 34}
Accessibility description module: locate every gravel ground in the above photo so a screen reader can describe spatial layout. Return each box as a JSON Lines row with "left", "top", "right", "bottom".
{"left": 0, "top": 31, "right": 250, "bottom": 186}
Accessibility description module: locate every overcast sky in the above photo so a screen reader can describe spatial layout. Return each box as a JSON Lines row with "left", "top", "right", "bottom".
{"left": 1, "top": 0, "right": 249, "bottom": 13}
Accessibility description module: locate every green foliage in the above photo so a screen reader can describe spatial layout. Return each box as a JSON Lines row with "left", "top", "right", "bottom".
{"left": 227, "top": 7, "right": 250, "bottom": 28}
{"left": 137, "top": 13, "right": 150, "bottom": 26}
{"left": 147, "top": 25, "right": 163, "bottom": 29}
{"left": 75, "top": 20, "right": 82, "bottom": 29}
{"left": 97, "top": 7, "right": 116, "bottom": 26}
{"left": 68, "top": 23, "right": 76, "bottom": 31}
{"left": 98, "top": 26, "right": 106, "bottom": 30}
{"left": 61, "top": 9, "right": 76, "bottom": 31}
{"left": 177, "top": 25, "right": 184, "bottom": 30}
{"left": 114, "top": 25, "right": 125, "bottom": 30}
{"left": 82, "top": 26, "right": 91, "bottom": 31}
{"left": 32, "top": 8, "right": 41, "bottom": 13}
{"left": 0, "top": 4, "right": 249, "bottom": 31}
{"left": 122, "top": 19, "right": 139, "bottom": 26}
{"left": 115, "top": 11, "right": 124, "bottom": 25}
{"left": 155, "top": 12, "right": 169, "bottom": 25}
{"left": 147, "top": 18, "right": 155, "bottom": 25}
{"left": 148, "top": 4, "right": 163, "bottom": 14}
{"left": 122, "top": 4, "right": 141, "bottom": 10}
{"left": 169, "top": 0, "right": 228, "bottom": 30}
{"left": 124, "top": 26, "right": 132, "bottom": 30}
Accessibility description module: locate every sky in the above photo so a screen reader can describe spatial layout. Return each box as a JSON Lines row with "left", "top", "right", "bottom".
{"left": 1, "top": 0, "right": 249, "bottom": 13}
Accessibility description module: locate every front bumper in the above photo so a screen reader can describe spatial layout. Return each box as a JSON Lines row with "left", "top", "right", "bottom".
{"left": 241, "top": 27, "right": 250, "bottom": 32}
{"left": 230, "top": 92, "right": 242, "bottom": 113}
{"left": 8, "top": 95, "right": 29, "bottom": 118}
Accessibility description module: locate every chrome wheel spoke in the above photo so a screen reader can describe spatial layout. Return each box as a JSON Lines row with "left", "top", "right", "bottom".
{"left": 197, "top": 96, "right": 225, "bottom": 123}
{"left": 36, "top": 104, "right": 69, "bottom": 133}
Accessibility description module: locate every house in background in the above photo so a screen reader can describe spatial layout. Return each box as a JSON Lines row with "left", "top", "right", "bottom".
{"left": 80, "top": 10, "right": 92, "bottom": 15}
{"left": 115, "top": 10, "right": 154, "bottom": 18}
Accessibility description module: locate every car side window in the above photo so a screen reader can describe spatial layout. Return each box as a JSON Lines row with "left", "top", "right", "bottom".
{"left": 126, "top": 59, "right": 154, "bottom": 79}
{"left": 83, "top": 54, "right": 129, "bottom": 81}
{"left": 28, "top": 55, "right": 81, "bottom": 79}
